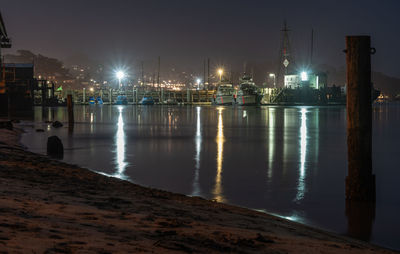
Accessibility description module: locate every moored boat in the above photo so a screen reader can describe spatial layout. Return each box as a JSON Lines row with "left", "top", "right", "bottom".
{"left": 115, "top": 95, "right": 128, "bottom": 105}
{"left": 140, "top": 96, "right": 155, "bottom": 105}
{"left": 236, "top": 74, "right": 259, "bottom": 105}
{"left": 97, "top": 96, "right": 103, "bottom": 104}
{"left": 214, "top": 81, "right": 235, "bottom": 105}
{"left": 88, "top": 96, "right": 96, "bottom": 105}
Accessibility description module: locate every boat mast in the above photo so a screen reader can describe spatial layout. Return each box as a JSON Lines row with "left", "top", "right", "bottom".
{"left": 141, "top": 61, "right": 144, "bottom": 89}
{"left": 207, "top": 58, "right": 210, "bottom": 89}
{"left": 203, "top": 59, "right": 206, "bottom": 89}
{"left": 157, "top": 56, "right": 160, "bottom": 92}
{"left": 310, "top": 29, "right": 314, "bottom": 66}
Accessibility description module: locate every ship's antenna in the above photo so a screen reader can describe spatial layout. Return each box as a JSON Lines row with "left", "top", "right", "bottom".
{"left": 141, "top": 61, "right": 144, "bottom": 88}
{"left": 203, "top": 59, "right": 206, "bottom": 89}
{"left": 157, "top": 56, "right": 160, "bottom": 92}
{"left": 310, "top": 29, "right": 314, "bottom": 66}
{"left": 207, "top": 58, "right": 210, "bottom": 89}
{"left": 230, "top": 64, "right": 233, "bottom": 82}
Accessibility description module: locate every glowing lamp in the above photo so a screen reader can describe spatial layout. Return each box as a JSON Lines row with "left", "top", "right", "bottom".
{"left": 300, "top": 71, "right": 308, "bottom": 81}
{"left": 116, "top": 71, "right": 125, "bottom": 80}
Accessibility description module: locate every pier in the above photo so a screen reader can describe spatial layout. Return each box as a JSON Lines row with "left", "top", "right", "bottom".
{"left": 60, "top": 88, "right": 215, "bottom": 105}
{"left": 31, "top": 86, "right": 347, "bottom": 106}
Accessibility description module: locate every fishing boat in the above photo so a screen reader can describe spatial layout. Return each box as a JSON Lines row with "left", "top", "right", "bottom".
{"left": 236, "top": 74, "right": 259, "bottom": 105}
{"left": 213, "top": 81, "right": 235, "bottom": 105}
{"left": 140, "top": 96, "right": 155, "bottom": 105}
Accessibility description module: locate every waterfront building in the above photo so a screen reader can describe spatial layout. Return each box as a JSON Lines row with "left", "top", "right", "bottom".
{"left": 284, "top": 72, "right": 327, "bottom": 89}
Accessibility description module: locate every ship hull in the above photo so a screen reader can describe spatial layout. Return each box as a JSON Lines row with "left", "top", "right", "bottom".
{"left": 236, "top": 95, "right": 257, "bottom": 105}
{"left": 215, "top": 95, "right": 234, "bottom": 105}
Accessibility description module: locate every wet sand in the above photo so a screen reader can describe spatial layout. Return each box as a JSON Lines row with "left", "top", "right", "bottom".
{"left": 0, "top": 127, "right": 397, "bottom": 253}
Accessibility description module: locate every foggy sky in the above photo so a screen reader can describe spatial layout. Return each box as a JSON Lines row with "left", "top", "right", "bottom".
{"left": 2, "top": 0, "right": 400, "bottom": 78}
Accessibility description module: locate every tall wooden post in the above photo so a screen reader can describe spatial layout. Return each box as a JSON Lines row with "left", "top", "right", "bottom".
{"left": 186, "top": 88, "right": 192, "bottom": 104}
{"left": 345, "top": 35, "right": 375, "bottom": 202}
{"left": 82, "top": 88, "right": 86, "bottom": 104}
{"left": 135, "top": 88, "right": 138, "bottom": 104}
{"left": 67, "top": 94, "right": 74, "bottom": 132}
{"left": 41, "top": 83, "right": 46, "bottom": 105}
{"left": 51, "top": 82, "right": 55, "bottom": 99}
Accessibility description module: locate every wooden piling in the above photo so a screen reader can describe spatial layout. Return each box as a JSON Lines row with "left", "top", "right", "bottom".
{"left": 67, "top": 94, "right": 74, "bottom": 127}
{"left": 186, "top": 89, "right": 191, "bottom": 104}
{"left": 82, "top": 88, "right": 86, "bottom": 104}
{"left": 345, "top": 35, "right": 375, "bottom": 202}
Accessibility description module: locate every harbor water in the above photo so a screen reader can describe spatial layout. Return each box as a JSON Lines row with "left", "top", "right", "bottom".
{"left": 20, "top": 103, "right": 400, "bottom": 250}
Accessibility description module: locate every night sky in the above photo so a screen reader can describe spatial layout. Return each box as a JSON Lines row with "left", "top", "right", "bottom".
{"left": 2, "top": 0, "right": 400, "bottom": 78}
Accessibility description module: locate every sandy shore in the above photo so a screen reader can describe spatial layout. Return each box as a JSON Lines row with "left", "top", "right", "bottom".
{"left": 0, "top": 127, "right": 397, "bottom": 253}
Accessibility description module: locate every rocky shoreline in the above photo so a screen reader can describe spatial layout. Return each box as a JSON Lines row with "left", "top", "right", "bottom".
{"left": 0, "top": 127, "right": 397, "bottom": 253}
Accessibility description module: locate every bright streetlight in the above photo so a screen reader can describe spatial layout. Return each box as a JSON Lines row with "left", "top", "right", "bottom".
{"left": 269, "top": 73, "right": 276, "bottom": 88}
{"left": 116, "top": 70, "right": 126, "bottom": 87}
{"left": 218, "top": 69, "right": 223, "bottom": 81}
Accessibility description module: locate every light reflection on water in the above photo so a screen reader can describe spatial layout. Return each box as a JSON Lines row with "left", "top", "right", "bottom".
{"left": 213, "top": 107, "right": 225, "bottom": 202}
{"left": 267, "top": 108, "right": 275, "bottom": 180}
{"left": 192, "top": 106, "right": 202, "bottom": 196}
{"left": 114, "top": 106, "right": 128, "bottom": 180}
{"left": 295, "top": 108, "right": 307, "bottom": 202}
{"left": 21, "top": 104, "right": 400, "bottom": 250}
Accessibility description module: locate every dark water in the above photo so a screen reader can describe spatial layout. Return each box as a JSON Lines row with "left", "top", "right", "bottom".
{"left": 21, "top": 103, "right": 400, "bottom": 250}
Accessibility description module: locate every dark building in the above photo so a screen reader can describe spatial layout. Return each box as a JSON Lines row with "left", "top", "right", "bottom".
{"left": 3, "top": 63, "right": 34, "bottom": 81}
{"left": 0, "top": 63, "right": 34, "bottom": 117}
{"left": 0, "top": 11, "right": 33, "bottom": 117}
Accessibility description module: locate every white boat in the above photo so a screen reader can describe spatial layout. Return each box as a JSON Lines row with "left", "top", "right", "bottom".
{"left": 236, "top": 74, "right": 259, "bottom": 105}
{"left": 214, "top": 81, "right": 235, "bottom": 105}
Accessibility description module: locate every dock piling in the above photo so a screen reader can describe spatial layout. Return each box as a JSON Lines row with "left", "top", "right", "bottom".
{"left": 67, "top": 94, "right": 74, "bottom": 132}
{"left": 345, "top": 35, "right": 375, "bottom": 202}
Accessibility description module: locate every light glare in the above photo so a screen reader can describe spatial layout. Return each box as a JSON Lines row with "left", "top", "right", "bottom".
{"left": 301, "top": 71, "right": 308, "bottom": 81}
{"left": 116, "top": 71, "right": 125, "bottom": 80}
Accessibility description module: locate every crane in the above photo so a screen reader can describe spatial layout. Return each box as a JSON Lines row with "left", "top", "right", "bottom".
{"left": 0, "top": 10, "right": 11, "bottom": 49}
